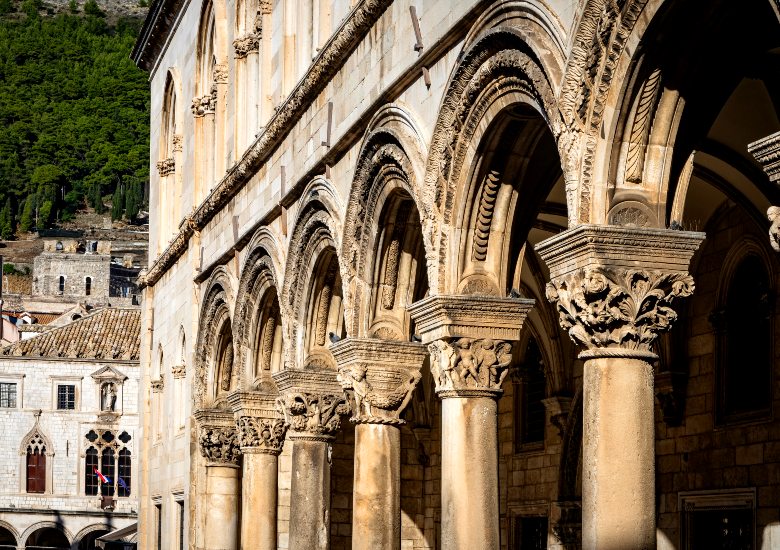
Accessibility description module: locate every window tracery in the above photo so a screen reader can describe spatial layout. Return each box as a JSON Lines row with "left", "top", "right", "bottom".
{"left": 84, "top": 429, "right": 132, "bottom": 497}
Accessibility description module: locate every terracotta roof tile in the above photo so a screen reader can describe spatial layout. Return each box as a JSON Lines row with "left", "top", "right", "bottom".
{"left": 1, "top": 308, "right": 141, "bottom": 361}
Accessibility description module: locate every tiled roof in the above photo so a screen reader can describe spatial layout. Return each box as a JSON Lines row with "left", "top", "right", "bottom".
{"left": 1, "top": 308, "right": 140, "bottom": 361}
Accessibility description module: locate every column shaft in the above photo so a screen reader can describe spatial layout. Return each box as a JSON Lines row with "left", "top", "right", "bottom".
{"left": 241, "top": 452, "right": 278, "bottom": 550}
{"left": 204, "top": 465, "right": 240, "bottom": 550}
{"left": 441, "top": 397, "right": 499, "bottom": 549}
{"left": 582, "top": 357, "right": 655, "bottom": 550}
{"left": 289, "top": 438, "right": 331, "bottom": 550}
{"left": 352, "top": 423, "right": 401, "bottom": 550}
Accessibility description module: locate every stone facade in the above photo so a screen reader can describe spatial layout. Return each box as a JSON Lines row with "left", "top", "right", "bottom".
{"left": 132, "top": 0, "right": 780, "bottom": 549}
{"left": 0, "top": 308, "right": 140, "bottom": 548}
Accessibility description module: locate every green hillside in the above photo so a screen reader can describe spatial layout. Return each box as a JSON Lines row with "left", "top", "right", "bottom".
{"left": 0, "top": 0, "right": 149, "bottom": 238}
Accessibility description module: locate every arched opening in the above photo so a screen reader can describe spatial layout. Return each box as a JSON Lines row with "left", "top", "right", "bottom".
{"left": 77, "top": 529, "right": 109, "bottom": 550}
{"left": 25, "top": 528, "right": 69, "bottom": 550}
{"left": 58, "top": 276, "right": 64, "bottom": 294}
{"left": 253, "top": 287, "right": 282, "bottom": 379}
{"left": 214, "top": 320, "right": 235, "bottom": 397}
{"left": 85, "top": 277, "right": 91, "bottom": 296}
{"left": 0, "top": 526, "right": 15, "bottom": 550}
{"left": 302, "top": 248, "right": 345, "bottom": 369}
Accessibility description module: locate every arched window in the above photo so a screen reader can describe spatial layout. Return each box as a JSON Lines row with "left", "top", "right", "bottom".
{"left": 85, "top": 430, "right": 132, "bottom": 497}
{"left": 58, "top": 276, "right": 65, "bottom": 294}
{"left": 85, "top": 277, "right": 91, "bottom": 296}
{"left": 514, "top": 336, "right": 547, "bottom": 450}
{"left": 26, "top": 443, "right": 46, "bottom": 494}
{"left": 717, "top": 254, "right": 772, "bottom": 423}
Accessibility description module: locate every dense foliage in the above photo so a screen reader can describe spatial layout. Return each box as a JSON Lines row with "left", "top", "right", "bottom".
{"left": 0, "top": 1, "right": 149, "bottom": 237}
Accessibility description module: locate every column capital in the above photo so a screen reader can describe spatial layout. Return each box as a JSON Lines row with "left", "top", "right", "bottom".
{"left": 749, "top": 132, "right": 780, "bottom": 251}
{"left": 536, "top": 225, "right": 705, "bottom": 357}
{"left": 273, "top": 369, "right": 349, "bottom": 442}
{"left": 195, "top": 408, "right": 241, "bottom": 466}
{"left": 227, "top": 391, "right": 288, "bottom": 455}
{"left": 331, "top": 338, "right": 426, "bottom": 425}
{"left": 409, "top": 295, "right": 534, "bottom": 397}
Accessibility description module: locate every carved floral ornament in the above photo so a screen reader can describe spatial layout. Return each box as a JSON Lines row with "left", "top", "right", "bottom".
{"left": 275, "top": 392, "right": 349, "bottom": 440}
{"left": 236, "top": 415, "right": 287, "bottom": 454}
{"left": 545, "top": 268, "right": 694, "bottom": 353}
{"left": 198, "top": 424, "right": 241, "bottom": 465}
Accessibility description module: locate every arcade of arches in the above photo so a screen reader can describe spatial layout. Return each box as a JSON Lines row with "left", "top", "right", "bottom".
{"left": 133, "top": 0, "right": 780, "bottom": 548}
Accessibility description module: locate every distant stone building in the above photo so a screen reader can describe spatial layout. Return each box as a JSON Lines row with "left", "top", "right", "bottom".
{"left": 132, "top": 0, "right": 780, "bottom": 549}
{"left": 0, "top": 308, "right": 140, "bottom": 549}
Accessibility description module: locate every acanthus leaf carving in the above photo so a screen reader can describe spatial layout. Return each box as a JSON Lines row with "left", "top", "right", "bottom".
{"left": 276, "top": 392, "right": 349, "bottom": 439}
{"left": 237, "top": 415, "right": 287, "bottom": 454}
{"left": 156, "top": 157, "right": 175, "bottom": 177}
{"left": 545, "top": 268, "right": 694, "bottom": 352}
{"left": 428, "top": 337, "right": 513, "bottom": 396}
{"left": 198, "top": 425, "right": 240, "bottom": 465}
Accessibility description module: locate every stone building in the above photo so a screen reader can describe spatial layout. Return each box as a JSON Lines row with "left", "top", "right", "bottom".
{"left": 131, "top": 0, "right": 780, "bottom": 548}
{"left": 0, "top": 308, "right": 140, "bottom": 549}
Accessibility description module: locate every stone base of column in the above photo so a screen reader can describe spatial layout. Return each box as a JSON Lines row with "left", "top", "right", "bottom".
{"left": 352, "top": 423, "right": 401, "bottom": 550}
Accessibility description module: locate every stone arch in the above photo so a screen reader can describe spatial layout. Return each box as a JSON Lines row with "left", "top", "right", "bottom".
{"left": 234, "top": 228, "right": 285, "bottom": 387}
{"left": 72, "top": 524, "right": 111, "bottom": 548}
{"left": 20, "top": 523, "right": 72, "bottom": 549}
{"left": 423, "top": 27, "right": 565, "bottom": 294}
{"left": 194, "top": 269, "right": 236, "bottom": 407}
{"left": 0, "top": 521, "right": 17, "bottom": 549}
{"left": 282, "top": 190, "right": 345, "bottom": 370}
{"left": 342, "top": 103, "right": 432, "bottom": 337}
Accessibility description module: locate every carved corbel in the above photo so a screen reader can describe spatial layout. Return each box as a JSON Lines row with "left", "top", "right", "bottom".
{"left": 233, "top": 33, "right": 260, "bottom": 58}
{"left": 331, "top": 338, "right": 426, "bottom": 425}
{"left": 156, "top": 157, "right": 175, "bottom": 177}
{"left": 150, "top": 376, "right": 164, "bottom": 393}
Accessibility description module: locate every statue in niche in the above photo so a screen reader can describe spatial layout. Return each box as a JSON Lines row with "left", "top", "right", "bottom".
{"left": 101, "top": 382, "right": 117, "bottom": 412}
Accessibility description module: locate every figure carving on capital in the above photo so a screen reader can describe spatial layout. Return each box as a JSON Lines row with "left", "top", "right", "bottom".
{"left": 428, "top": 338, "right": 513, "bottom": 395}
{"left": 545, "top": 268, "right": 695, "bottom": 352}
{"left": 198, "top": 425, "right": 240, "bottom": 465}
{"left": 337, "top": 364, "right": 420, "bottom": 425}
{"left": 276, "top": 392, "right": 349, "bottom": 439}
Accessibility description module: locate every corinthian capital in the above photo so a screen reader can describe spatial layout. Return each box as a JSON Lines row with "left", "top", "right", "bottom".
{"left": 536, "top": 225, "right": 705, "bottom": 357}
{"left": 237, "top": 416, "right": 287, "bottom": 454}
{"left": 331, "top": 338, "right": 426, "bottom": 425}
{"left": 198, "top": 424, "right": 240, "bottom": 465}
{"left": 273, "top": 369, "right": 349, "bottom": 441}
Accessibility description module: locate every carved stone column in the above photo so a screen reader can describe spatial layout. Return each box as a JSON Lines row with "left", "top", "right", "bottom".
{"left": 195, "top": 409, "right": 241, "bottom": 550}
{"left": 228, "top": 391, "right": 287, "bottom": 550}
{"left": 331, "top": 338, "right": 427, "bottom": 550}
{"left": 536, "top": 225, "right": 704, "bottom": 550}
{"left": 748, "top": 131, "right": 780, "bottom": 251}
{"left": 273, "top": 369, "right": 349, "bottom": 550}
{"left": 409, "top": 295, "right": 534, "bottom": 550}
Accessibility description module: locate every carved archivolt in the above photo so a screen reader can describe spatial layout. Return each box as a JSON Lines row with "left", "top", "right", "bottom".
{"left": 545, "top": 268, "right": 694, "bottom": 352}
{"left": 423, "top": 29, "right": 562, "bottom": 293}
{"left": 193, "top": 275, "right": 235, "bottom": 407}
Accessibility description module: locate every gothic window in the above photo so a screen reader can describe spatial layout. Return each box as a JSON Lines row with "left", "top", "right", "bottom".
{"left": 0, "top": 382, "right": 16, "bottom": 408}
{"left": 514, "top": 336, "right": 547, "bottom": 451}
{"left": 57, "top": 384, "right": 76, "bottom": 410}
{"left": 85, "top": 277, "right": 91, "bottom": 296}
{"left": 85, "top": 447, "right": 99, "bottom": 496}
{"left": 58, "top": 276, "right": 65, "bottom": 294}
{"left": 84, "top": 429, "right": 132, "bottom": 497}
{"left": 716, "top": 254, "right": 772, "bottom": 424}
{"left": 26, "top": 441, "right": 46, "bottom": 493}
